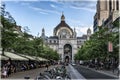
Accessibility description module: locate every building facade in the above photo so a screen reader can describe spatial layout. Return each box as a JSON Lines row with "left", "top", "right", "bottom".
{"left": 41, "top": 13, "right": 91, "bottom": 63}
{"left": 93, "top": 0, "right": 119, "bottom": 32}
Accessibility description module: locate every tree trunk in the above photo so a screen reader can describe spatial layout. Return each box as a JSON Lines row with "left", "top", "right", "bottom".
{"left": 2, "top": 47, "right": 5, "bottom": 55}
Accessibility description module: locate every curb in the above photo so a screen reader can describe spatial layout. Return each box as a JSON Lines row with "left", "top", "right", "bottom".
{"left": 67, "top": 64, "right": 86, "bottom": 79}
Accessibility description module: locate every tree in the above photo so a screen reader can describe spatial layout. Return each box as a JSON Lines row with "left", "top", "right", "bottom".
{"left": 1, "top": 3, "right": 18, "bottom": 55}
{"left": 0, "top": 3, "right": 61, "bottom": 61}
{"left": 1, "top": 16, "right": 18, "bottom": 55}
{"left": 75, "top": 23, "right": 119, "bottom": 61}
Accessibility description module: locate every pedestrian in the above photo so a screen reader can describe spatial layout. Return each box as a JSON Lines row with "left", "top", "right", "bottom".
{"left": 45, "top": 63, "right": 49, "bottom": 71}
{"left": 100, "top": 61, "right": 104, "bottom": 70}
{"left": 2, "top": 65, "right": 8, "bottom": 78}
{"left": 117, "top": 64, "right": 120, "bottom": 76}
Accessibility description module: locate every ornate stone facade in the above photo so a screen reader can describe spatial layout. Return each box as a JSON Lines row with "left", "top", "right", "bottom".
{"left": 93, "top": 0, "right": 119, "bottom": 32}
{"left": 41, "top": 13, "right": 91, "bottom": 63}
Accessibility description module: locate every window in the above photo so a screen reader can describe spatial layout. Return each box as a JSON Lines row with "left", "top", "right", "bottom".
{"left": 109, "top": 0, "right": 112, "bottom": 11}
{"left": 49, "top": 40, "right": 51, "bottom": 43}
{"left": 54, "top": 40, "right": 56, "bottom": 43}
{"left": 58, "top": 29, "right": 70, "bottom": 39}
{"left": 116, "top": 0, "right": 119, "bottom": 10}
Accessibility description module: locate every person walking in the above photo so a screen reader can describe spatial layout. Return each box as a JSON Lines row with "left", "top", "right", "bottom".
{"left": 45, "top": 63, "right": 49, "bottom": 71}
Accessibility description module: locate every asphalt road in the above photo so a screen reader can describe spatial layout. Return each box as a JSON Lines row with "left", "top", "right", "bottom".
{"left": 73, "top": 65, "right": 118, "bottom": 79}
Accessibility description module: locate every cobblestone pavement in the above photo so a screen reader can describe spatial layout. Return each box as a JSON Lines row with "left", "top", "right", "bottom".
{"left": 2, "top": 64, "right": 87, "bottom": 80}
{"left": 3, "top": 65, "right": 56, "bottom": 80}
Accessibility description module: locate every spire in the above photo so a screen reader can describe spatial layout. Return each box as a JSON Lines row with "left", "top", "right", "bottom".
{"left": 73, "top": 27, "right": 76, "bottom": 38}
{"left": 87, "top": 28, "right": 91, "bottom": 34}
{"left": 41, "top": 28, "right": 45, "bottom": 39}
{"left": 74, "top": 27, "right": 76, "bottom": 32}
{"left": 87, "top": 28, "right": 91, "bottom": 40}
{"left": 42, "top": 28, "right": 45, "bottom": 33}
{"left": 61, "top": 11, "right": 65, "bottom": 21}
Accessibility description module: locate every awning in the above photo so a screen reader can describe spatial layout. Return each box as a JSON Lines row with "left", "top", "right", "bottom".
{"left": 41, "top": 58, "right": 48, "bottom": 61}
{"left": 4, "top": 52, "right": 28, "bottom": 61}
{"left": 33, "top": 56, "right": 48, "bottom": 61}
{"left": 0, "top": 55, "right": 9, "bottom": 60}
{"left": 19, "top": 54, "right": 36, "bottom": 60}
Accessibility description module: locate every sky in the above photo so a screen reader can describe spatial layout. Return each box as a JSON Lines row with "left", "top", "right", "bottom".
{"left": 3, "top": 0, "right": 97, "bottom": 37}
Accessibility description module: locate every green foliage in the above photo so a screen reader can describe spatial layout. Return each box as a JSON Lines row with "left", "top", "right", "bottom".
{"left": 75, "top": 20, "right": 119, "bottom": 61}
{"left": 1, "top": 15, "right": 59, "bottom": 60}
{"left": 1, "top": 16, "right": 18, "bottom": 53}
{"left": 0, "top": 3, "right": 61, "bottom": 60}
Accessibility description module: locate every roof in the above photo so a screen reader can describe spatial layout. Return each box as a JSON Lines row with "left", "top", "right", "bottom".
{"left": 54, "top": 21, "right": 73, "bottom": 33}
{"left": 77, "top": 35, "right": 87, "bottom": 39}
{"left": 54, "top": 14, "right": 73, "bottom": 35}
{"left": 77, "top": 37, "right": 84, "bottom": 39}
{"left": 4, "top": 52, "right": 28, "bottom": 61}
{"left": 49, "top": 36, "right": 58, "bottom": 39}
{"left": 82, "top": 35, "right": 87, "bottom": 38}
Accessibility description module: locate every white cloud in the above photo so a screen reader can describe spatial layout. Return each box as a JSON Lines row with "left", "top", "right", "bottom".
{"left": 70, "top": 6, "right": 96, "bottom": 13}
{"left": 29, "top": 6, "right": 61, "bottom": 15}
{"left": 67, "top": 19, "right": 85, "bottom": 25}
{"left": 4, "top": 0, "right": 39, "bottom": 1}
{"left": 52, "top": 0, "right": 96, "bottom": 13}
{"left": 76, "top": 27, "right": 88, "bottom": 36}
{"left": 50, "top": 3, "right": 64, "bottom": 12}
{"left": 39, "top": 11, "right": 48, "bottom": 15}
{"left": 50, "top": 4, "right": 56, "bottom": 8}
{"left": 73, "top": 24, "right": 93, "bottom": 36}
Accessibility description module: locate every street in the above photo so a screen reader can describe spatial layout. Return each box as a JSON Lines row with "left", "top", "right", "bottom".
{"left": 3, "top": 64, "right": 119, "bottom": 80}
{"left": 73, "top": 65, "right": 119, "bottom": 79}
{"left": 5, "top": 64, "right": 85, "bottom": 79}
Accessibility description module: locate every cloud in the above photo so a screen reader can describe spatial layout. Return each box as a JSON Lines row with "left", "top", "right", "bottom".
{"left": 69, "top": 1, "right": 96, "bottom": 12}
{"left": 20, "top": 1, "right": 61, "bottom": 15}
{"left": 67, "top": 18, "right": 85, "bottom": 25}
{"left": 50, "top": 4, "right": 56, "bottom": 8}
{"left": 73, "top": 24, "right": 93, "bottom": 36}
{"left": 53, "top": 0, "right": 97, "bottom": 13}
{"left": 21, "top": 2, "right": 30, "bottom": 6}
{"left": 39, "top": 11, "right": 48, "bottom": 15}
{"left": 29, "top": 6, "right": 61, "bottom": 15}
{"left": 70, "top": 6, "right": 96, "bottom": 12}
{"left": 50, "top": 3, "right": 64, "bottom": 12}
{"left": 4, "top": 0, "right": 39, "bottom": 1}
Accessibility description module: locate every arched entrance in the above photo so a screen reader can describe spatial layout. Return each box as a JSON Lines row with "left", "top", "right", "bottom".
{"left": 64, "top": 44, "right": 72, "bottom": 63}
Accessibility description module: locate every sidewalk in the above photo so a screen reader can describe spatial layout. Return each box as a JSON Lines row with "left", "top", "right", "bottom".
{"left": 4, "top": 65, "right": 57, "bottom": 79}
{"left": 66, "top": 64, "right": 86, "bottom": 79}
{"left": 80, "top": 65, "right": 119, "bottom": 79}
